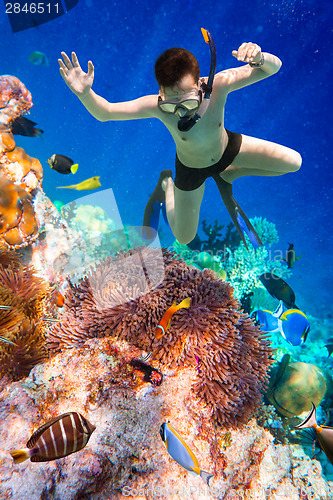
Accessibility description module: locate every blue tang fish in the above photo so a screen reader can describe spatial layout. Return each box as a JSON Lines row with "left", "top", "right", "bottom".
{"left": 160, "top": 423, "right": 214, "bottom": 486}
{"left": 252, "top": 301, "right": 310, "bottom": 346}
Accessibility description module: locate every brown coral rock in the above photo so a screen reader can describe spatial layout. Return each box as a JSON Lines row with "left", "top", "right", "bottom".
{"left": 0, "top": 176, "right": 39, "bottom": 247}
{"left": 48, "top": 247, "right": 273, "bottom": 427}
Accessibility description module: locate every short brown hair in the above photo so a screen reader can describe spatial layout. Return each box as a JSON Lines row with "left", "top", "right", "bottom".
{"left": 155, "top": 48, "right": 200, "bottom": 88}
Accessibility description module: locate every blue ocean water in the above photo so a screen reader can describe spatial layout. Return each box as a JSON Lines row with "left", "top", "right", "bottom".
{"left": 0, "top": 0, "right": 331, "bottom": 317}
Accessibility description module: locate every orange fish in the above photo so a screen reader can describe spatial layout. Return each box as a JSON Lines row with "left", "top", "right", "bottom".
{"left": 155, "top": 298, "right": 191, "bottom": 339}
{"left": 56, "top": 292, "right": 65, "bottom": 308}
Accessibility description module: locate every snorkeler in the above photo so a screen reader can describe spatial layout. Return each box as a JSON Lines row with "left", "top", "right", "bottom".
{"left": 58, "top": 29, "right": 302, "bottom": 248}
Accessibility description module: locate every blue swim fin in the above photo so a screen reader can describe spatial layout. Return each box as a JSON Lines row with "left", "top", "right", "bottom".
{"left": 235, "top": 209, "right": 260, "bottom": 250}
{"left": 213, "top": 175, "right": 262, "bottom": 251}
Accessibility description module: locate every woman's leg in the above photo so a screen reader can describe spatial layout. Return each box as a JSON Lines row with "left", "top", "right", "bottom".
{"left": 162, "top": 176, "right": 205, "bottom": 245}
{"left": 220, "top": 134, "right": 302, "bottom": 183}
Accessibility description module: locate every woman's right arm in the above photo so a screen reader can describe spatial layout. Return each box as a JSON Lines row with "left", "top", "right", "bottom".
{"left": 58, "top": 52, "right": 157, "bottom": 121}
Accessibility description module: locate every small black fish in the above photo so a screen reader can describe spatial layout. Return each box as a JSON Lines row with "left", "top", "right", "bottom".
{"left": 130, "top": 359, "right": 163, "bottom": 386}
{"left": 10, "top": 412, "right": 95, "bottom": 463}
{"left": 48, "top": 154, "right": 79, "bottom": 175}
{"left": 10, "top": 116, "right": 43, "bottom": 137}
{"left": 282, "top": 243, "right": 302, "bottom": 269}
{"left": 259, "top": 272, "right": 298, "bottom": 309}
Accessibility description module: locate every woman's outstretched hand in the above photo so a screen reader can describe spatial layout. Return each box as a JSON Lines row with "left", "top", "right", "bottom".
{"left": 58, "top": 52, "right": 94, "bottom": 96}
{"left": 232, "top": 42, "right": 262, "bottom": 64}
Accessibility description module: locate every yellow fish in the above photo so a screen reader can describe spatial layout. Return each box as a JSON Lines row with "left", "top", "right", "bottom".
{"left": 56, "top": 176, "right": 101, "bottom": 191}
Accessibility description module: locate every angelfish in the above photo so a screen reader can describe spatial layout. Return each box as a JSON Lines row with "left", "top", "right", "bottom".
{"left": 48, "top": 154, "right": 79, "bottom": 175}
{"left": 160, "top": 422, "right": 214, "bottom": 486}
{"left": 293, "top": 402, "right": 333, "bottom": 464}
{"left": 10, "top": 412, "right": 96, "bottom": 463}
{"left": 155, "top": 298, "right": 191, "bottom": 339}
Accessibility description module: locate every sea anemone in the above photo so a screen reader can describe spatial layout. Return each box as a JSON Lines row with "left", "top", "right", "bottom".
{"left": 0, "top": 251, "right": 54, "bottom": 380}
{"left": 48, "top": 247, "right": 273, "bottom": 427}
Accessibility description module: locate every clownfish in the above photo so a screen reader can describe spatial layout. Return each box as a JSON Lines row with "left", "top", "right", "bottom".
{"left": 56, "top": 292, "right": 65, "bottom": 308}
{"left": 155, "top": 298, "right": 191, "bottom": 339}
{"left": 160, "top": 422, "right": 214, "bottom": 486}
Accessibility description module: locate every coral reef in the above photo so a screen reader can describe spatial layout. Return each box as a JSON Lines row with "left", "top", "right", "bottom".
{"left": 201, "top": 219, "right": 241, "bottom": 253}
{"left": 0, "top": 75, "right": 43, "bottom": 248}
{"left": 57, "top": 201, "right": 147, "bottom": 266}
{"left": 0, "top": 336, "right": 331, "bottom": 499}
{"left": 48, "top": 247, "right": 273, "bottom": 428}
{"left": 249, "top": 217, "right": 279, "bottom": 246}
{"left": 173, "top": 217, "right": 289, "bottom": 308}
{"left": 0, "top": 75, "right": 32, "bottom": 128}
{"left": 0, "top": 176, "right": 39, "bottom": 247}
{"left": 223, "top": 217, "right": 291, "bottom": 302}
{"left": 0, "top": 251, "right": 55, "bottom": 380}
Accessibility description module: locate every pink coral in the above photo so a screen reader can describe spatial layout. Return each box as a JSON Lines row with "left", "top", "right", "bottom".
{"left": 0, "top": 75, "right": 32, "bottom": 129}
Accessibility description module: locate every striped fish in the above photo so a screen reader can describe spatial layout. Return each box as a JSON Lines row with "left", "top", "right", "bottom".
{"left": 10, "top": 412, "right": 96, "bottom": 463}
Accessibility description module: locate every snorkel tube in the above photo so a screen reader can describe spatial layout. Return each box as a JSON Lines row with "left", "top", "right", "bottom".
{"left": 178, "top": 27, "right": 217, "bottom": 132}
{"left": 200, "top": 27, "right": 216, "bottom": 98}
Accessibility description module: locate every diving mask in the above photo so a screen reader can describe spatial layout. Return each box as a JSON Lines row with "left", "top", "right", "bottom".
{"left": 158, "top": 87, "right": 203, "bottom": 116}
{"left": 159, "top": 28, "right": 216, "bottom": 132}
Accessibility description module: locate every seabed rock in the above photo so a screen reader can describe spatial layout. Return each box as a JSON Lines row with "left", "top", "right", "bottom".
{"left": 0, "top": 337, "right": 332, "bottom": 499}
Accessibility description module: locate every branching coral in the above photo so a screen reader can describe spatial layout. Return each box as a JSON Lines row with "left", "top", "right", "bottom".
{"left": 0, "top": 75, "right": 43, "bottom": 248}
{"left": 0, "top": 251, "right": 54, "bottom": 380}
{"left": 48, "top": 247, "right": 273, "bottom": 427}
{"left": 223, "top": 217, "right": 291, "bottom": 300}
